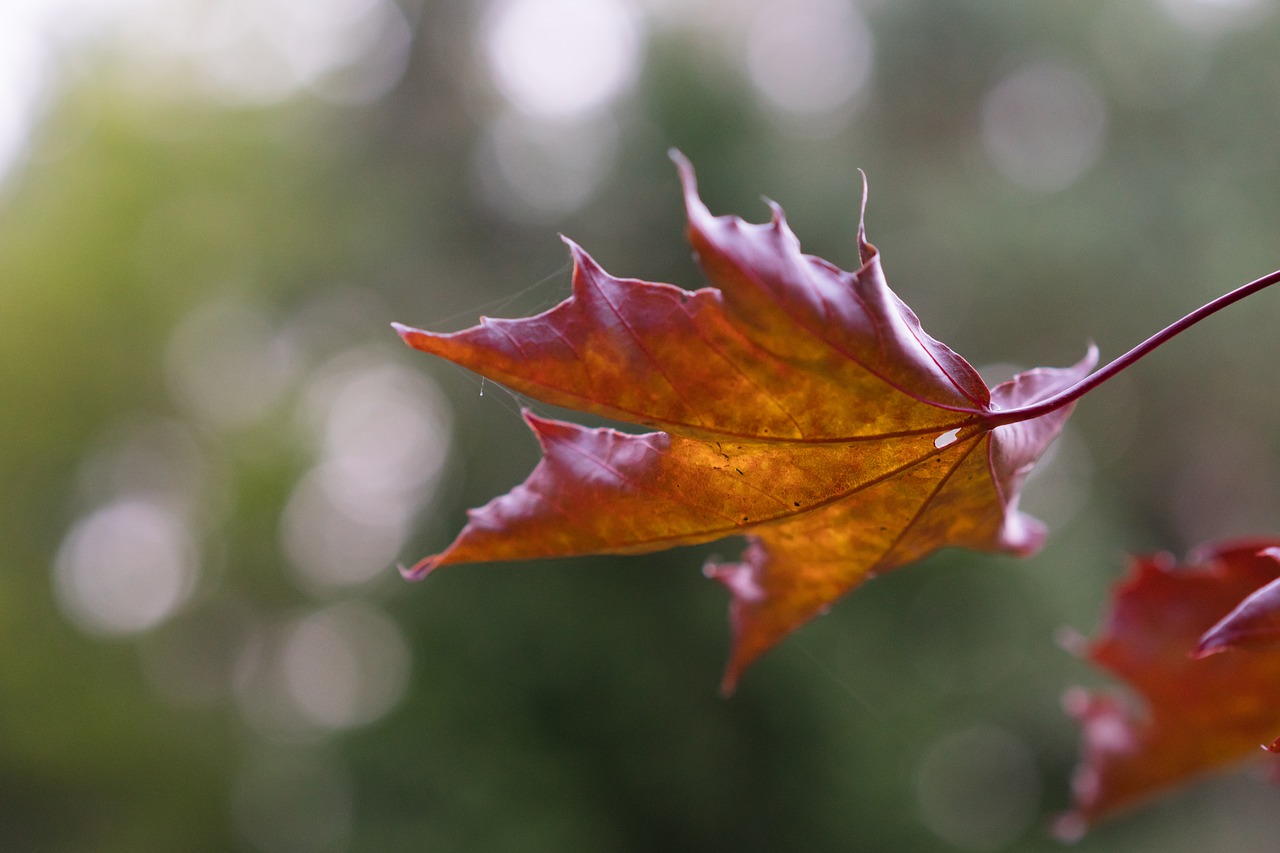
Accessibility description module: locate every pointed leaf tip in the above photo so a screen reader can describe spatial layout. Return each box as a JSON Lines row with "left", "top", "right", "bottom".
{"left": 392, "top": 321, "right": 440, "bottom": 354}
{"left": 853, "top": 168, "right": 873, "bottom": 264}
{"left": 559, "top": 232, "right": 595, "bottom": 261}
{"left": 563, "top": 237, "right": 604, "bottom": 280}
{"left": 398, "top": 560, "right": 433, "bottom": 581}
{"left": 670, "top": 150, "right": 708, "bottom": 220}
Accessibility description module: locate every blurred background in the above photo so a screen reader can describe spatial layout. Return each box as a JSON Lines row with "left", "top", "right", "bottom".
{"left": 2, "top": 0, "right": 1280, "bottom": 850}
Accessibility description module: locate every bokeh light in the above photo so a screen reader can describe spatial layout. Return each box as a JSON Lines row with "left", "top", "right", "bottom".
{"left": 1156, "top": 0, "right": 1276, "bottom": 33}
{"left": 112, "top": 0, "right": 413, "bottom": 104}
{"left": 72, "top": 417, "right": 219, "bottom": 518}
{"left": 166, "top": 294, "right": 300, "bottom": 431}
{"left": 745, "top": 0, "right": 873, "bottom": 131}
{"left": 474, "top": 109, "right": 620, "bottom": 221}
{"left": 0, "top": 0, "right": 411, "bottom": 191}
{"left": 482, "top": 0, "right": 644, "bottom": 118}
{"left": 233, "top": 602, "right": 411, "bottom": 736}
{"left": 54, "top": 499, "right": 200, "bottom": 636}
{"left": 915, "top": 725, "right": 1042, "bottom": 850}
{"left": 980, "top": 61, "right": 1108, "bottom": 193}
{"left": 283, "top": 349, "right": 453, "bottom": 589}
{"left": 0, "top": 10, "right": 50, "bottom": 189}
{"left": 281, "top": 602, "right": 412, "bottom": 729}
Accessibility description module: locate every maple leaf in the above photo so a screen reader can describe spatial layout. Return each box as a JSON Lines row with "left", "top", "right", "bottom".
{"left": 1057, "top": 540, "right": 1280, "bottom": 839}
{"left": 394, "top": 152, "right": 1095, "bottom": 691}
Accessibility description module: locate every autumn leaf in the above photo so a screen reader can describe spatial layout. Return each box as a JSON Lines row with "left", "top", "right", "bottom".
{"left": 394, "top": 152, "right": 1094, "bottom": 691}
{"left": 1057, "top": 541, "right": 1280, "bottom": 839}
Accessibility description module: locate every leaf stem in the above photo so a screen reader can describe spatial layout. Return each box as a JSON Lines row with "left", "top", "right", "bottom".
{"left": 983, "top": 268, "right": 1280, "bottom": 428}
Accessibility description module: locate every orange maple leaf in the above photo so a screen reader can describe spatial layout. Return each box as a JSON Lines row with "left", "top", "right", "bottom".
{"left": 1058, "top": 540, "right": 1280, "bottom": 839}
{"left": 395, "top": 153, "right": 1094, "bottom": 691}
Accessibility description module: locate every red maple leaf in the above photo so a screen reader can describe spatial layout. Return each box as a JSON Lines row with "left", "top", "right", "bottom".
{"left": 1058, "top": 540, "right": 1280, "bottom": 839}
{"left": 395, "top": 153, "right": 1094, "bottom": 691}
